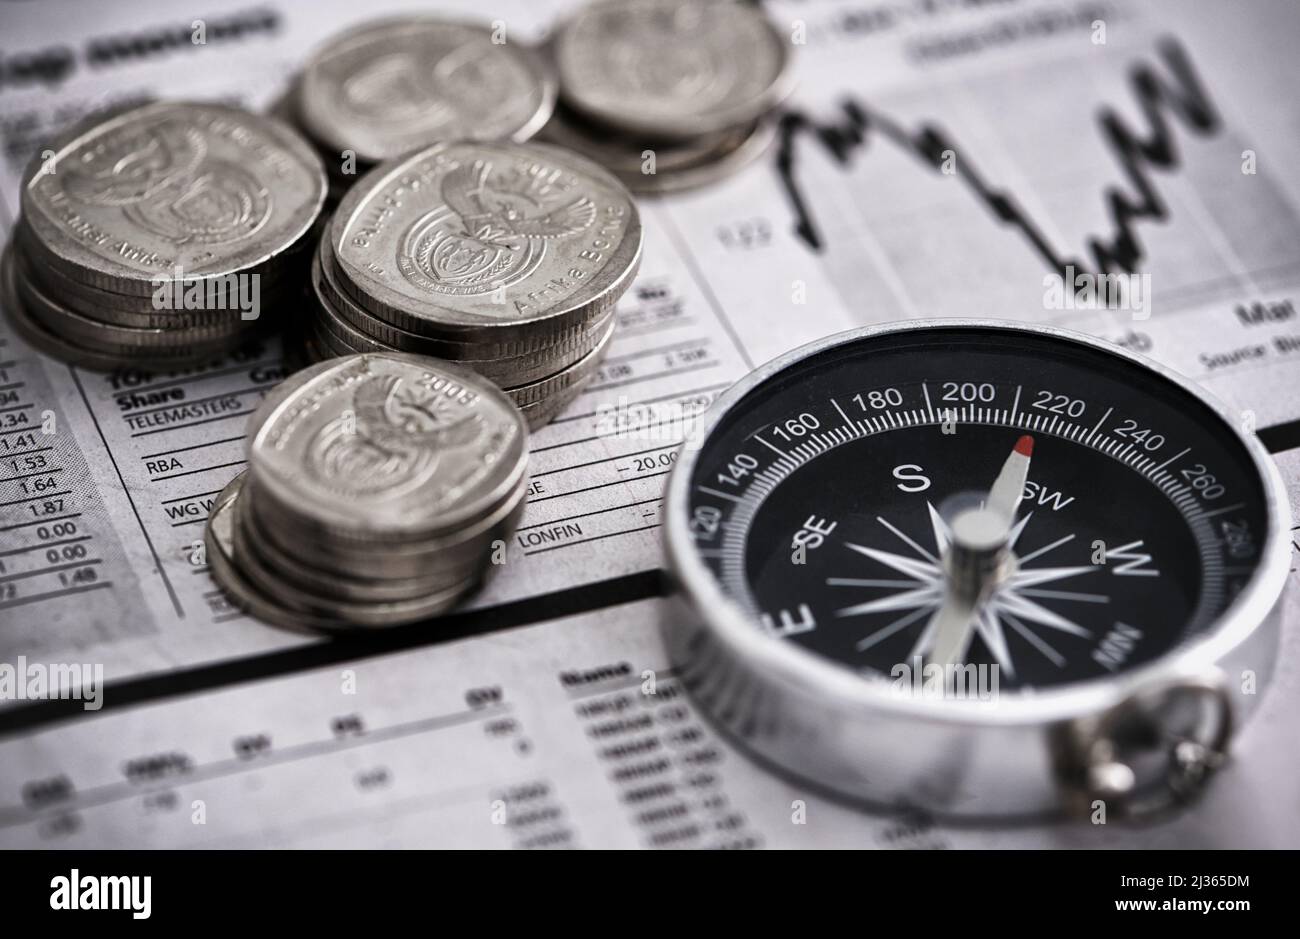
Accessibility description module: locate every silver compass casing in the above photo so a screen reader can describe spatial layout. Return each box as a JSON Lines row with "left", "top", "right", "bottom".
{"left": 662, "top": 319, "right": 1291, "bottom": 819}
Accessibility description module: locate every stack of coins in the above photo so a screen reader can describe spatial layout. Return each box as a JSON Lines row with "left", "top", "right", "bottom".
{"left": 207, "top": 353, "right": 529, "bottom": 632}
{"left": 2, "top": 101, "right": 326, "bottom": 370}
{"left": 543, "top": 0, "right": 792, "bottom": 194}
{"left": 291, "top": 16, "right": 556, "bottom": 203}
{"left": 302, "top": 139, "right": 642, "bottom": 430}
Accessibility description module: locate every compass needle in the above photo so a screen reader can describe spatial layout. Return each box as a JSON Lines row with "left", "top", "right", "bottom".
{"left": 923, "top": 592, "right": 978, "bottom": 666}
{"left": 988, "top": 434, "right": 1034, "bottom": 523}
{"left": 928, "top": 435, "right": 1036, "bottom": 668}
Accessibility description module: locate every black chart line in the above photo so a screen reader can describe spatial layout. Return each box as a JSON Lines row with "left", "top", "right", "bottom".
{"left": 774, "top": 38, "right": 1220, "bottom": 278}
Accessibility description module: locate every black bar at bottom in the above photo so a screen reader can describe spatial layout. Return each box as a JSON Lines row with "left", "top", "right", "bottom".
{"left": 0, "top": 848, "right": 1284, "bottom": 921}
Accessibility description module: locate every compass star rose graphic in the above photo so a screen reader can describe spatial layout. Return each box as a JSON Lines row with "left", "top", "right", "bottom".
{"left": 827, "top": 436, "right": 1102, "bottom": 679}
{"left": 831, "top": 507, "right": 1099, "bottom": 679}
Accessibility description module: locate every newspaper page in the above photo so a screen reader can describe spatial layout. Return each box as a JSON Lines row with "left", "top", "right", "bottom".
{"left": 0, "top": 0, "right": 1297, "bottom": 847}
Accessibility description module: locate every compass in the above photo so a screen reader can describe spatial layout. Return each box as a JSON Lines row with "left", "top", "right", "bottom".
{"left": 663, "top": 320, "right": 1290, "bottom": 817}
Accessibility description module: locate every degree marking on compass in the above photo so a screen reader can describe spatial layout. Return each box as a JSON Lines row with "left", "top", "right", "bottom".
{"left": 1191, "top": 501, "right": 1246, "bottom": 520}
{"left": 1087, "top": 407, "right": 1114, "bottom": 442}
{"left": 1152, "top": 446, "right": 1191, "bottom": 472}
{"left": 709, "top": 406, "right": 1234, "bottom": 650}
{"left": 1010, "top": 384, "right": 1022, "bottom": 422}
{"left": 753, "top": 434, "right": 789, "bottom": 458}
{"left": 921, "top": 382, "right": 935, "bottom": 420}
{"left": 697, "top": 485, "right": 744, "bottom": 503}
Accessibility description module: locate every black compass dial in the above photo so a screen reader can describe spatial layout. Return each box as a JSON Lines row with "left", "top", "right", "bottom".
{"left": 682, "top": 326, "right": 1272, "bottom": 690}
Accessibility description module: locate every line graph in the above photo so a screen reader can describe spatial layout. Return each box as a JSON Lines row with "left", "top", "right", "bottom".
{"left": 774, "top": 39, "right": 1221, "bottom": 278}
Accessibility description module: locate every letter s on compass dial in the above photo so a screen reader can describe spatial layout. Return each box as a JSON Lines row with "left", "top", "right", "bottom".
{"left": 663, "top": 320, "right": 1291, "bottom": 816}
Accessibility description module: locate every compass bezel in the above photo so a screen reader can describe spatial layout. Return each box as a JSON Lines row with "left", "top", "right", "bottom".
{"left": 664, "top": 319, "right": 1290, "bottom": 727}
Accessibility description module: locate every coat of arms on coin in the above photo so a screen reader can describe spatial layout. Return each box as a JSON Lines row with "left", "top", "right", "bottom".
{"left": 308, "top": 370, "right": 485, "bottom": 497}
{"left": 399, "top": 159, "right": 596, "bottom": 297}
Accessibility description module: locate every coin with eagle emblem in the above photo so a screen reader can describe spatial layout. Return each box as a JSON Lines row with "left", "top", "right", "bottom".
{"left": 248, "top": 353, "right": 527, "bottom": 540}
{"left": 330, "top": 140, "right": 640, "bottom": 341}
{"left": 5, "top": 101, "right": 325, "bottom": 369}
{"left": 302, "top": 140, "right": 639, "bottom": 428}
{"left": 207, "top": 353, "right": 530, "bottom": 631}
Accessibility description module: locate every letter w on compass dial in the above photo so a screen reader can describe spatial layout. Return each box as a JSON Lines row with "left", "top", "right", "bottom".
{"left": 400, "top": 159, "right": 596, "bottom": 298}
{"left": 309, "top": 373, "right": 483, "bottom": 498}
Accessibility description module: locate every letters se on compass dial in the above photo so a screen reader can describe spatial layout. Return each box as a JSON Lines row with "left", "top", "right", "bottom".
{"left": 664, "top": 321, "right": 1289, "bottom": 814}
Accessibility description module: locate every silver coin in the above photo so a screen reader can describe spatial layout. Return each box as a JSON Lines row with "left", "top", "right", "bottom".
{"left": 318, "top": 240, "right": 616, "bottom": 363}
{"left": 15, "top": 253, "right": 252, "bottom": 351}
{"left": 296, "top": 16, "right": 557, "bottom": 165}
{"left": 252, "top": 428, "right": 529, "bottom": 554}
{"left": 247, "top": 352, "right": 528, "bottom": 542}
{"left": 311, "top": 249, "right": 615, "bottom": 387}
{"left": 233, "top": 489, "right": 481, "bottom": 606}
{"left": 329, "top": 140, "right": 641, "bottom": 344}
{"left": 307, "top": 301, "right": 613, "bottom": 410}
{"left": 206, "top": 474, "right": 351, "bottom": 634}
{"left": 308, "top": 319, "right": 368, "bottom": 358}
{"left": 313, "top": 238, "right": 612, "bottom": 374}
{"left": 517, "top": 375, "right": 589, "bottom": 430}
{"left": 506, "top": 313, "right": 614, "bottom": 407}
{"left": 308, "top": 311, "right": 609, "bottom": 418}
{"left": 620, "top": 119, "right": 777, "bottom": 195}
{"left": 14, "top": 236, "right": 300, "bottom": 329}
{"left": 553, "top": 0, "right": 792, "bottom": 140}
{"left": 254, "top": 477, "right": 525, "bottom": 580}
{"left": 207, "top": 474, "right": 482, "bottom": 632}
{"left": 10, "top": 234, "right": 279, "bottom": 329}
{"left": 242, "top": 472, "right": 526, "bottom": 585}
{"left": 20, "top": 101, "right": 326, "bottom": 296}
{"left": 1, "top": 247, "right": 234, "bottom": 371}
{"left": 541, "top": 107, "right": 776, "bottom": 195}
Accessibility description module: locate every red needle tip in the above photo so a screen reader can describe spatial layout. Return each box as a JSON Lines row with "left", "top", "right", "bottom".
{"left": 1014, "top": 435, "right": 1034, "bottom": 457}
